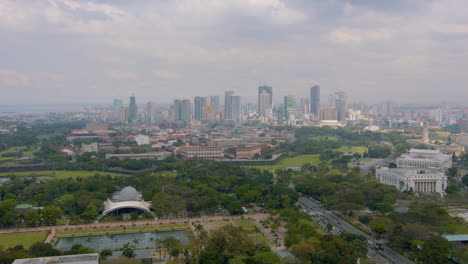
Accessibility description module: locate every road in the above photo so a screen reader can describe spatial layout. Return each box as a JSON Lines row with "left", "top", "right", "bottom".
{"left": 299, "top": 197, "right": 414, "bottom": 264}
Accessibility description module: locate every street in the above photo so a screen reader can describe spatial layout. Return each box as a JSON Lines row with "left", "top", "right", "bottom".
{"left": 299, "top": 197, "right": 414, "bottom": 264}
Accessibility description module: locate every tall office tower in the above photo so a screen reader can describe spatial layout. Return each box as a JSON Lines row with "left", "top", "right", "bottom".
{"left": 224, "top": 91, "right": 241, "bottom": 121}
{"left": 210, "top": 96, "right": 220, "bottom": 110}
{"left": 119, "top": 106, "right": 128, "bottom": 123}
{"left": 174, "top": 99, "right": 192, "bottom": 122}
{"left": 146, "top": 101, "right": 156, "bottom": 124}
{"left": 320, "top": 107, "right": 338, "bottom": 120}
{"left": 258, "top": 90, "right": 272, "bottom": 118}
{"left": 128, "top": 95, "right": 138, "bottom": 123}
{"left": 113, "top": 99, "right": 123, "bottom": 120}
{"left": 310, "top": 85, "right": 320, "bottom": 120}
{"left": 194, "top": 96, "right": 207, "bottom": 121}
{"left": 382, "top": 101, "right": 393, "bottom": 117}
{"left": 335, "top": 92, "right": 347, "bottom": 122}
{"left": 284, "top": 95, "right": 297, "bottom": 121}
{"left": 258, "top": 86, "right": 273, "bottom": 112}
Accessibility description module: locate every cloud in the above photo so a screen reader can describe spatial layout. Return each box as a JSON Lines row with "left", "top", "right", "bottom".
{"left": 106, "top": 69, "right": 138, "bottom": 81}
{"left": 152, "top": 69, "right": 181, "bottom": 80}
{"left": 0, "top": 69, "right": 30, "bottom": 86}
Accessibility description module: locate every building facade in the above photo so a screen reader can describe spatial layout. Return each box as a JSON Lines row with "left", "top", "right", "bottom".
{"left": 236, "top": 145, "right": 262, "bottom": 159}
{"left": 320, "top": 107, "right": 338, "bottom": 121}
{"left": 335, "top": 92, "right": 347, "bottom": 122}
{"left": 310, "top": 85, "right": 320, "bottom": 121}
{"left": 224, "top": 91, "right": 241, "bottom": 121}
{"left": 396, "top": 149, "right": 452, "bottom": 169}
{"left": 179, "top": 145, "right": 224, "bottom": 159}
{"left": 376, "top": 167, "right": 447, "bottom": 196}
{"left": 128, "top": 95, "right": 137, "bottom": 123}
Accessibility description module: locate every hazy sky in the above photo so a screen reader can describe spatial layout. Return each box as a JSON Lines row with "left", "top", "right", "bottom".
{"left": 0, "top": 0, "right": 467, "bottom": 105}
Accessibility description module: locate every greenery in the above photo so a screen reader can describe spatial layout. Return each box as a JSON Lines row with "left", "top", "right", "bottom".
{"left": 0, "top": 232, "right": 48, "bottom": 249}
{"left": 245, "top": 154, "right": 320, "bottom": 171}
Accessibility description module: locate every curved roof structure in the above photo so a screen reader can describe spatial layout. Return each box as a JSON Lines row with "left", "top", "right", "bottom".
{"left": 98, "top": 186, "right": 155, "bottom": 221}
{"left": 98, "top": 199, "right": 155, "bottom": 221}
{"left": 112, "top": 186, "right": 141, "bottom": 202}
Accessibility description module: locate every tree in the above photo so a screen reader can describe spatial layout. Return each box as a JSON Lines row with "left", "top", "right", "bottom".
{"left": 28, "top": 242, "right": 60, "bottom": 257}
{"left": 42, "top": 205, "right": 63, "bottom": 225}
{"left": 376, "top": 202, "right": 394, "bottom": 214}
{"left": 24, "top": 210, "right": 40, "bottom": 227}
{"left": 463, "top": 174, "right": 468, "bottom": 187}
{"left": 122, "top": 243, "right": 136, "bottom": 258}
{"left": 421, "top": 236, "right": 450, "bottom": 264}
{"left": 100, "top": 249, "right": 113, "bottom": 260}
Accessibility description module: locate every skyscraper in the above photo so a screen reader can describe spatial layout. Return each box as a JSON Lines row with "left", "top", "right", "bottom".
{"left": 146, "top": 101, "right": 156, "bottom": 124}
{"left": 335, "top": 92, "right": 347, "bottom": 122}
{"left": 258, "top": 85, "right": 273, "bottom": 112}
{"left": 224, "top": 91, "right": 241, "bottom": 121}
{"left": 174, "top": 99, "right": 192, "bottom": 123}
{"left": 113, "top": 99, "right": 123, "bottom": 120}
{"left": 210, "top": 96, "right": 220, "bottom": 110}
{"left": 258, "top": 90, "right": 272, "bottom": 119}
{"left": 284, "top": 95, "right": 296, "bottom": 121}
{"left": 194, "top": 96, "right": 207, "bottom": 121}
{"left": 128, "top": 95, "right": 137, "bottom": 123}
{"left": 310, "top": 85, "right": 320, "bottom": 120}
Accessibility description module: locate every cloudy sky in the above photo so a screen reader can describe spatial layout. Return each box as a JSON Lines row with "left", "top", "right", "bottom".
{"left": 0, "top": 0, "right": 467, "bottom": 105}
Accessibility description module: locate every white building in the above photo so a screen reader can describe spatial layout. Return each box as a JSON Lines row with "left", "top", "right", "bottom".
{"left": 396, "top": 149, "right": 452, "bottom": 170}
{"left": 81, "top": 142, "right": 98, "bottom": 153}
{"left": 376, "top": 167, "right": 447, "bottom": 196}
{"left": 134, "top": 134, "right": 150, "bottom": 146}
{"left": 179, "top": 145, "right": 224, "bottom": 159}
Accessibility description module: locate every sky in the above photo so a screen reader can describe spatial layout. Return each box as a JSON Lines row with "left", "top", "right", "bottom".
{"left": 0, "top": 0, "right": 467, "bottom": 105}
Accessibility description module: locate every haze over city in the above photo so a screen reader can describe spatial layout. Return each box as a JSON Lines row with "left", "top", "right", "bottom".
{"left": 0, "top": 1, "right": 468, "bottom": 264}
{"left": 1, "top": 0, "right": 468, "bottom": 104}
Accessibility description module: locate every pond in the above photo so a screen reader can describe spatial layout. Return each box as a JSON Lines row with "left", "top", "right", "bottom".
{"left": 54, "top": 230, "right": 189, "bottom": 251}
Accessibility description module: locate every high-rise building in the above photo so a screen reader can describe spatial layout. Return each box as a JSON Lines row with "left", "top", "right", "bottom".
{"left": 146, "top": 101, "right": 156, "bottom": 124}
{"left": 224, "top": 91, "right": 241, "bottom": 121}
{"left": 335, "top": 92, "right": 347, "bottom": 122}
{"left": 320, "top": 107, "right": 337, "bottom": 120}
{"left": 174, "top": 99, "right": 192, "bottom": 123}
{"left": 113, "top": 99, "right": 123, "bottom": 120}
{"left": 119, "top": 106, "right": 128, "bottom": 123}
{"left": 310, "top": 85, "right": 320, "bottom": 120}
{"left": 210, "top": 96, "right": 220, "bottom": 110}
{"left": 194, "top": 96, "right": 207, "bottom": 121}
{"left": 382, "top": 101, "right": 393, "bottom": 117}
{"left": 284, "top": 95, "right": 296, "bottom": 121}
{"left": 258, "top": 86, "right": 273, "bottom": 112}
{"left": 258, "top": 90, "right": 272, "bottom": 119}
{"left": 128, "top": 95, "right": 138, "bottom": 123}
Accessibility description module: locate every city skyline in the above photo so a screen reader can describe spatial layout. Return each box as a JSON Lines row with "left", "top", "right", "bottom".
{"left": 0, "top": 0, "right": 467, "bottom": 104}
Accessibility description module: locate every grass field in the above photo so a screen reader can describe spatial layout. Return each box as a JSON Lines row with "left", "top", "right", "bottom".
{"left": 0, "top": 147, "right": 36, "bottom": 160}
{"left": 0, "top": 232, "right": 48, "bottom": 248}
{"left": 233, "top": 219, "right": 257, "bottom": 229}
{"left": 334, "top": 146, "right": 368, "bottom": 155}
{"left": 0, "top": 170, "right": 127, "bottom": 179}
{"left": 198, "top": 220, "right": 232, "bottom": 233}
{"left": 245, "top": 154, "right": 320, "bottom": 171}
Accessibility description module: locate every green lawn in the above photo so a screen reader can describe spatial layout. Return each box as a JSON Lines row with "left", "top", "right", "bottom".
{"left": 334, "top": 146, "right": 368, "bottom": 155}
{"left": 245, "top": 154, "right": 320, "bottom": 171}
{"left": 233, "top": 219, "right": 257, "bottom": 229}
{"left": 0, "top": 170, "right": 127, "bottom": 179}
{"left": 0, "top": 232, "right": 48, "bottom": 248}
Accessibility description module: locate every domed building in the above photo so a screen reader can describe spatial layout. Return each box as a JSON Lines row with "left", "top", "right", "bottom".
{"left": 98, "top": 186, "right": 155, "bottom": 221}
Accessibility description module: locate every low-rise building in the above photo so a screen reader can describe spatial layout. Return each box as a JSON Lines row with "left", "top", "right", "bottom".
{"left": 236, "top": 145, "right": 262, "bottom": 159}
{"left": 179, "top": 145, "right": 224, "bottom": 159}
{"left": 134, "top": 134, "right": 150, "bottom": 146}
{"left": 209, "top": 138, "right": 243, "bottom": 147}
{"left": 105, "top": 152, "right": 171, "bottom": 160}
{"left": 376, "top": 167, "right": 447, "bottom": 196}
{"left": 12, "top": 253, "right": 99, "bottom": 264}
{"left": 396, "top": 149, "right": 452, "bottom": 169}
{"left": 81, "top": 142, "right": 98, "bottom": 153}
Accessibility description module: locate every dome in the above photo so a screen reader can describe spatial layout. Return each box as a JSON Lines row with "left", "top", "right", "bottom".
{"left": 112, "top": 186, "right": 140, "bottom": 202}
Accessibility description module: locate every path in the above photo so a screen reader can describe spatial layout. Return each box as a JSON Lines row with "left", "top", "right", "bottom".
{"left": 0, "top": 214, "right": 269, "bottom": 235}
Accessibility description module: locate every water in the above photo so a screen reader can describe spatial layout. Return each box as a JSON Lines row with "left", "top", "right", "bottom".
{"left": 54, "top": 230, "right": 189, "bottom": 251}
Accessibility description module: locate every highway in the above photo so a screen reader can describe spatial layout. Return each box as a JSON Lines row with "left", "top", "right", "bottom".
{"left": 299, "top": 197, "right": 414, "bottom": 264}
